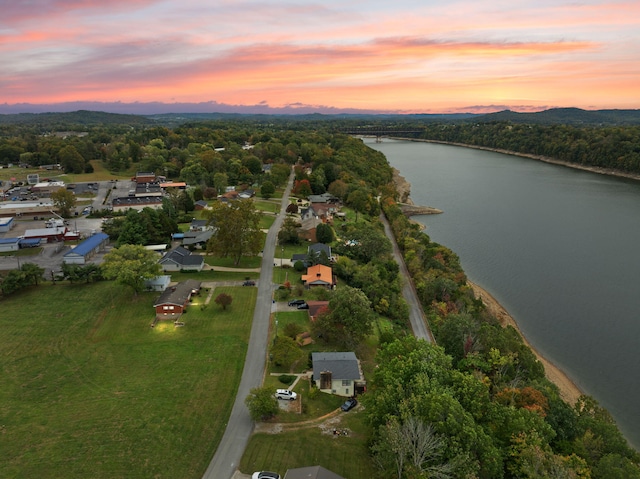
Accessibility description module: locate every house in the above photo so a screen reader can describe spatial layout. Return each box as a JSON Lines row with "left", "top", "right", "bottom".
{"left": 144, "top": 275, "right": 171, "bottom": 292}
{"left": 284, "top": 466, "right": 345, "bottom": 479}
{"left": 134, "top": 172, "right": 156, "bottom": 184}
{"left": 189, "top": 219, "right": 210, "bottom": 232}
{"left": 111, "top": 196, "right": 163, "bottom": 212}
{"left": 238, "top": 188, "right": 255, "bottom": 199}
{"left": 291, "top": 243, "right": 332, "bottom": 267}
{"left": 194, "top": 200, "right": 209, "bottom": 210}
{"left": 0, "top": 237, "right": 20, "bottom": 253}
{"left": 62, "top": 233, "right": 109, "bottom": 264}
{"left": 308, "top": 243, "right": 332, "bottom": 261}
{"left": 308, "top": 192, "right": 340, "bottom": 204}
{"left": 312, "top": 352, "right": 365, "bottom": 397}
{"left": 0, "top": 216, "right": 14, "bottom": 233}
{"left": 306, "top": 300, "right": 329, "bottom": 321}
{"left": 153, "top": 280, "right": 201, "bottom": 319}
{"left": 159, "top": 246, "right": 205, "bottom": 271}
{"left": 181, "top": 230, "right": 214, "bottom": 248}
{"left": 301, "top": 264, "right": 335, "bottom": 289}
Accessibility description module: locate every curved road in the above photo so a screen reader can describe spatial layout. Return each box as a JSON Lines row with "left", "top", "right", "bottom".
{"left": 202, "top": 172, "right": 294, "bottom": 479}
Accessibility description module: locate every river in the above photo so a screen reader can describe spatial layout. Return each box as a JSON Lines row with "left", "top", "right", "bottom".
{"left": 364, "top": 138, "right": 640, "bottom": 449}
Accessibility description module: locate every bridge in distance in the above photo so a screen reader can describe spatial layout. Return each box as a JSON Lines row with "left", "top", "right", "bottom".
{"left": 338, "top": 127, "right": 424, "bottom": 140}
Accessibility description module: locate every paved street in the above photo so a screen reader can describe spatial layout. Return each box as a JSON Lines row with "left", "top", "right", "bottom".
{"left": 201, "top": 171, "right": 294, "bottom": 479}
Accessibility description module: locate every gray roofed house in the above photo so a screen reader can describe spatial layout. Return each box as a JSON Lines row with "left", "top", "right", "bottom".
{"left": 284, "top": 465, "right": 345, "bottom": 479}
{"left": 159, "top": 246, "right": 205, "bottom": 272}
{"left": 181, "top": 230, "right": 213, "bottom": 247}
{"left": 312, "top": 352, "right": 365, "bottom": 397}
{"left": 307, "top": 192, "right": 339, "bottom": 204}
{"left": 153, "top": 279, "right": 201, "bottom": 319}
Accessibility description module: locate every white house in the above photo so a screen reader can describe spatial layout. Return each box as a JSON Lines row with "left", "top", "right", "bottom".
{"left": 312, "top": 352, "right": 365, "bottom": 397}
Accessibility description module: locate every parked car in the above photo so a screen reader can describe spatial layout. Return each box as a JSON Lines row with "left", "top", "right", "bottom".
{"left": 288, "top": 299, "right": 305, "bottom": 306}
{"left": 252, "top": 472, "right": 280, "bottom": 479}
{"left": 296, "top": 302, "right": 309, "bottom": 310}
{"left": 242, "top": 280, "right": 256, "bottom": 286}
{"left": 341, "top": 397, "right": 358, "bottom": 412}
{"left": 275, "top": 389, "right": 297, "bottom": 401}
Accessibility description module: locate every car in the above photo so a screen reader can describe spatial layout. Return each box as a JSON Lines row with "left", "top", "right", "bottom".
{"left": 287, "top": 299, "right": 305, "bottom": 306}
{"left": 242, "top": 280, "right": 256, "bottom": 286}
{"left": 275, "top": 389, "right": 297, "bottom": 401}
{"left": 296, "top": 302, "right": 309, "bottom": 310}
{"left": 341, "top": 397, "right": 358, "bottom": 412}
{"left": 252, "top": 472, "right": 280, "bottom": 479}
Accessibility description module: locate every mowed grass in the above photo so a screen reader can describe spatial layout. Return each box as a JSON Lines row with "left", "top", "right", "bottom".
{"left": 0, "top": 281, "right": 255, "bottom": 479}
{"left": 240, "top": 409, "right": 375, "bottom": 478}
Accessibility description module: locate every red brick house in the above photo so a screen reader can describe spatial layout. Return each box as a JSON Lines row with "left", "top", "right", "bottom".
{"left": 153, "top": 280, "right": 201, "bottom": 320}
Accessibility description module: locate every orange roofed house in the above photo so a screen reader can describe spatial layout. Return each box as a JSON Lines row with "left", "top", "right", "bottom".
{"left": 301, "top": 264, "right": 336, "bottom": 289}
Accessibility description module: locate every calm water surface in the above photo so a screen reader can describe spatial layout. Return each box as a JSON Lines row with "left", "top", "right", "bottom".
{"left": 365, "top": 138, "right": 640, "bottom": 449}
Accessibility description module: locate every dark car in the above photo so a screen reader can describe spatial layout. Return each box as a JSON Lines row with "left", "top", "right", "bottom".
{"left": 296, "top": 302, "right": 309, "bottom": 310}
{"left": 242, "top": 280, "right": 256, "bottom": 286}
{"left": 341, "top": 397, "right": 358, "bottom": 412}
{"left": 288, "top": 299, "right": 305, "bottom": 306}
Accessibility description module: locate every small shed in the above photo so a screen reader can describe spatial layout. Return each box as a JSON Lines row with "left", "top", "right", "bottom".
{"left": 62, "top": 233, "right": 109, "bottom": 264}
{"left": 144, "top": 275, "right": 171, "bottom": 292}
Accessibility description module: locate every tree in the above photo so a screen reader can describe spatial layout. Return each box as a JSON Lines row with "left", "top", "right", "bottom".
{"left": 214, "top": 293, "right": 233, "bottom": 310}
{"left": 371, "top": 416, "right": 455, "bottom": 479}
{"left": 293, "top": 179, "right": 312, "bottom": 197}
{"left": 51, "top": 188, "right": 77, "bottom": 218}
{"left": 347, "top": 188, "right": 369, "bottom": 222}
{"left": 271, "top": 336, "right": 304, "bottom": 370}
{"left": 278, "top": 217, "right": 301, "bottom": 245}
{"left": 101, "top": 244, "right": 162, "bottom": 295}
{"left": 20, "top": 263, "right": 45, "bottom": 286}
{"left": 245, "top": 387, "right": 279, "bottom": 421}
{"left": 205, "top": 200, "right": 263, "bottom": 265}
{"left": 0, "top": 269, "right": 29, "bottom": 295}
{"left": 260, "top": 180, "right": 275, "bottom": 199}
{"left": 315, "top": 223, "right": 334, "bottom": 244}
{"left": 58, "top": 144, "right": 85, "bottom": 173}
{"left": 312, "top": 285, "right": 374, "bottom": 348}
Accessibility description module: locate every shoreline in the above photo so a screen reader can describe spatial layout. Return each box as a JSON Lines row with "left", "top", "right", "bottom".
{"left": 468, "top": 281, "right": 583, "bottom": 405}
{"left": 402, "top": 138, "right": 640, "bottom": 183}
{"left": 390, "top": 163, "right": 584, "bottom": 405}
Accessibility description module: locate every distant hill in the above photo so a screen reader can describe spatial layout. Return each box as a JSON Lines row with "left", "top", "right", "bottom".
{"left": 0, "top": 110, "right": 155, "bottom": 127}
{"left": 474, "top": 108, "right": 640, "bottom": 126}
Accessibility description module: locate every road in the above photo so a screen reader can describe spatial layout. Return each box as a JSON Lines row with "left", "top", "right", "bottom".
{"left": 380, "top": 213, "right": 434, "bottom": 343}
{"left": 201, "top": 172, "right": 294, "bottom": 479}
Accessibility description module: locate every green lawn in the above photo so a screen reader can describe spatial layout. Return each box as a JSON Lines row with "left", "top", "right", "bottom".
{"left": 239, "top": 408, "right": 375, "bottom": 479}
{"left": 0, "top": 281, "right": 255, "bottom": 479}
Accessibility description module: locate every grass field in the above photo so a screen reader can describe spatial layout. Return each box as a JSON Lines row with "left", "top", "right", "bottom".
{"left": 0, "top": 281, "right": 255, "bottom": 479}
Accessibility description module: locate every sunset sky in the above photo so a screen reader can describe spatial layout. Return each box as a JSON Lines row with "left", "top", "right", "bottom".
{"left": 2, "top": 0, "right": 640, "bottom": 114}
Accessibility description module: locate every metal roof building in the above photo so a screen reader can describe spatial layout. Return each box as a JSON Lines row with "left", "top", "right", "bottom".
{"left": 63, "top": 233, "right": 110, "bottom": 264}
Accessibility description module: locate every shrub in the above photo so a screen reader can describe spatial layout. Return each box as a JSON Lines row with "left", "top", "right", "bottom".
{"left": 278, "top": 374, "right": 296, "bottom": 385}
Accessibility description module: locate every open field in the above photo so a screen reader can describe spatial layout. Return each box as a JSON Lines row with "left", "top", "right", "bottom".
{"left": 0, "top": 281, "right": 255, "bottom": 479}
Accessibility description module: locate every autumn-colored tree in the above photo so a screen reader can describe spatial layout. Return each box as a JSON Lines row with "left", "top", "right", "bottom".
{"left": 214, "top": 293, "right": 233, "bottom": 310}
{"left": 293, "top": 179, "right": 312, "bottom": 197}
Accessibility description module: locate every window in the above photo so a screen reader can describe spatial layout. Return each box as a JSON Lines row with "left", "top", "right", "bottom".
{"left": 342, "top": 380, "right": 350, "bottom": 386}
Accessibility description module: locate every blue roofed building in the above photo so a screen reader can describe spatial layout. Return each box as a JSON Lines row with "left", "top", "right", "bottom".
{"left": 0, "top": 237, "right": 21, "bottom": 253}
{"left": 63, "top": 233, "right": 110, "bottom": 265}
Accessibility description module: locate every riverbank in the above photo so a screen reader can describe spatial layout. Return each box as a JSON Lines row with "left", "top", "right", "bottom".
{"left": 391, "top": 167, "right": 584, "bottom": 405}
{"left": 392, "top": 167, "right": 443, "bottom": 217}
{"left": 406, "top": 138, "right": 640, "bottom": 183}
{"left": 468, "top": 281, "right": 583, "bottom": 405}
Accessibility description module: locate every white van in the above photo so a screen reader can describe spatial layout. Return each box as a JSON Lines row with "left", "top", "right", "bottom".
{"left": 275, "top": 389, "right": 297, "bottom": 401}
